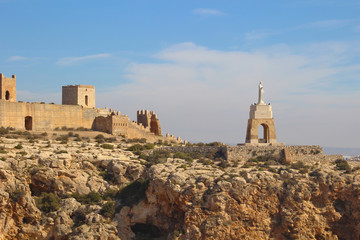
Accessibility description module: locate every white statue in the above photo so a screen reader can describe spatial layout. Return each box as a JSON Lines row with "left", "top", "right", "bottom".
{"left": 258, "top": 81, "right": 265, "bottom": 105}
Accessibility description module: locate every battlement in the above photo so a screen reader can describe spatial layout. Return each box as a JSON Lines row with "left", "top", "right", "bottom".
{"left": 0, "top": 73, "right": 16, "bottom": 102}
{"left": 62, "top": 85, "right": 95, "bottom": 89}
{"left": 0, "top": 73, "right": 16, "bottom": 80}
{"left": 62, "top": 84, "right": 95, "bottom": 108}
{"left": 137, "top": 109, "right": 162, "bottom": 136}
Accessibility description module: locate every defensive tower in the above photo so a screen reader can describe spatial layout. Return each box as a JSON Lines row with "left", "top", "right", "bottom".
{"left": 245, "top": 82, "right": 278, "bottom": 145}
{"left": 137, "top": 110, "right": 151, "bottom": 128}
{"left": 0, "top": 73, "right": 16, "bottom": 102}
{"left": 62, "top": 85, "right": 95, "bottom": 108}
{"left": 137, "top": 110, "right": 162, "bottom": 136}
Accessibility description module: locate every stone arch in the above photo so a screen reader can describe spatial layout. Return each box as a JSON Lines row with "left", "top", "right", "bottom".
{"left": 258, "top": 123, "right": 270, "bottom": 143}
{"left": 245, "top": 118, "right": 277, "bottom": 145}
{"left": 5, "top": 91, "right": 10, "bottom": 100}
{"left": 85, "top": 95, "right": 88, "bottom": 106}
{"left": 25, "top": 116, "right": 33, "bottom": 130}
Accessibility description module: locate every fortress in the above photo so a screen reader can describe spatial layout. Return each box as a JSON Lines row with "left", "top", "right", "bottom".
{"left": 0, "top": 73, "right": 183, "bottom": 143}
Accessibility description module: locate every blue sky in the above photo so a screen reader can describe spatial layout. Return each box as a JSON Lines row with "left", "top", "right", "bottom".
{"left": 1, "top": 0, "right": 360, "bottom": 148}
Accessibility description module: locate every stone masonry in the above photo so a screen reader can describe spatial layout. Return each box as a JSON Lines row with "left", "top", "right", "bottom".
{"left": 0, "top": 73, "right": 16, "bottom": 102}
{"left": 0, "top": 73, "right": 183, "bottom": 143}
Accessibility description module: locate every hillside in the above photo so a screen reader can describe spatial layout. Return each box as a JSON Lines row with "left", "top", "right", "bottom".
{"left": 0, "top": 128, "right": 359, "bottom": 240}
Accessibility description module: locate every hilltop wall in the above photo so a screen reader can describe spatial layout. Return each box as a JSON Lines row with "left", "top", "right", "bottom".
{"left": 157, "top": 145, "right": 342, "bottom": 163}
{"left": 0, "top": 100, "right": 100, "bottom": 131}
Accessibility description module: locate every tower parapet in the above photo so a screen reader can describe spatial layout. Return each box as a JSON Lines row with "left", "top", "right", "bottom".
{"left": 0, "top": 73, "right": 16, "bottom": 102}
{"left": 62, "top": 85, "right": 95, "bottom": 108}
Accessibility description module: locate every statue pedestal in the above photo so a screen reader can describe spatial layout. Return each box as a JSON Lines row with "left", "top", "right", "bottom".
{"left": 249, "top": 104, "right": 272, "bottom": 119}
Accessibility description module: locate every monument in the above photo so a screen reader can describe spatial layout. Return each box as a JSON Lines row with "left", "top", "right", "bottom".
{"left": 245, "top": 82, "right": 280, "bottom": 145}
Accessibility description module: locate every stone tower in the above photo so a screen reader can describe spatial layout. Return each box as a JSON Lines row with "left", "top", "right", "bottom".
{"left": 62, "top": 85, "right": 95, "bottom": 108}
{"left": 245, "top": 82, "right": 278, "bottom": 145}
{"left": 137, "top": 110, "right": 151, "bottom": 128}
{"left": 0, "top": 73, "right": 16, "bottom": 102}
{"left": 137, "top": 110, "right": 162, "bottom": 136}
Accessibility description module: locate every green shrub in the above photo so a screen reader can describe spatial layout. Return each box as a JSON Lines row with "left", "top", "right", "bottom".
{"left": 116, "top": 178, "right": 149, "bottom": 206}
{"left": 290, "top": 161, "right": 310, "bottom": 174}
{"left": 74, "top": 136, "right": 82, "bottom": 141}
{"left": 239, "top": 170, "right": 248, "bottom": 178}
{"left": 18, "top": 151, "right": 27, "bottom": 156}
{"left": 204, "top": 149, "right": 225, "bottom": 160}
{"left": 71, "top": 208, "right": 87, "bottom": 227}
{"left": 68, "top": 132, "right": 74, "bottom": 137}
{"left": 206, "top": 142, "right": 225, "bottom": 146}
{"left": 101, "top": 144, "right": 114, "bottom": 150}
{"left": 95, "top": 134, "right": 105, "bottom": 139}
{"left": 126, "top": 138, "right": 146, "bottom": 143}
{"left": 139, "top": 150, "right": 171, "bottom": 166}
{"left": 56, "top": 135, "right": 69, "bottom": 144}
{"left": 76, "top": 127, "right": 89, "bottom": 131}
{"left": 105, "top": 137, "right": 117, "bottom": 143}
{"left": 0, "top": 127, "right": 10, "bottom": 135}
{"left": 197, "top": 158, "right": 212, "bottom": 165}
{"left": 127, "top": 143, "right": 154, "bottom": 153}
{"left": 103, "top": 188, "right": 118, "bottom": 200}
{"left": 10, "top": 189, "right": 27, "bottom": 202}
{"left": 55, "top": 150, "right": 68, "bottom": 154}
{"left": 36, "top": 192, "right": 61, "bottom": 213}
{"left": 14, "top": 143, "right": 23, "bottom": 149}
{"left": 334, "top": 159, "right": 351, "bottom": 173}
{"left": 173, "top": 152, "right": 193, "bottom": 162}
{"left": 71, "top": 191, "right": 102, "bottom": 204}
{"left": 0, "top": 148, "right": 8, "bottom": 154}
{"left": 283, "top": 178, "right": 297, "bottom": 188}
{"left": 99, "top": 171, "right": 116, "bottom": 183}
{"left": 100, "top": 201, "right": 115, "bottom": 218}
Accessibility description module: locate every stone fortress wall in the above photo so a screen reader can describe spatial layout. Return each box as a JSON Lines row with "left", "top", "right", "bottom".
{"left": 225, "top": 145, "right": 342, "bottom": 163}
{"left": 0, "top": 101, "right": 101, "bottom": 131}
{"left": 158, "top": 145, "right": 342, "bottom": 163}
{"left": 0, "top": 73, "right": 183, "bottom": 143}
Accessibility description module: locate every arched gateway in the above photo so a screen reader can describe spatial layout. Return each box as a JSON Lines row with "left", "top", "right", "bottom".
{"left": 245, "top": 82, "right": 278, "bottom": 145}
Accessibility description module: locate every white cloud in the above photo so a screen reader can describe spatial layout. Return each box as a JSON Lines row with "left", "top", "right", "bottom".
{"left": 306, "top": 19, "right": 351, "bottom": 29}
{"left": 244, "top": 30, "right": 277, "bottom": 41}
{"left": 244, "top": 19, "right": 354, "bottom": 41}
{"left": 56, "top": 53, "right": 111, "bottom": 66}
{"left": 7, "top": 56, "right": 29, "bottom": 61}
{"left": 96, "top": 42, "right": 360, "bottom": 148}
{"left": 193, "top": 8, "right": 225, "bottom": 16}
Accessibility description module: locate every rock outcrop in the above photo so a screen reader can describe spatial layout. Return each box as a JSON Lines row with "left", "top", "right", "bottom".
{"left": 0, "top": 131, "right": 359, "bottom": 239}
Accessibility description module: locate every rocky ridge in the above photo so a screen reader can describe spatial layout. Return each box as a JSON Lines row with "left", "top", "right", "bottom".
{"left": 0, "top": 130, "right": 359, "bottom": 239}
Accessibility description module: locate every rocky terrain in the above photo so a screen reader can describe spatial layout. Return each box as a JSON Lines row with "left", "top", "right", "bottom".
{"left": 0, "top": 128, "right": 359, "bottom": 240}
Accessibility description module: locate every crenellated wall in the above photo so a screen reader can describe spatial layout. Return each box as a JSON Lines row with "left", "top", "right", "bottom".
{"left": 0, "top": 73, "right": 183, "bottom": 143}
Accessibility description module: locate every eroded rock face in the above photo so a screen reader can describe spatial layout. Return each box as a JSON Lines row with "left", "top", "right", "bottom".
{"left": 0, "top": 135, "right": 359, "bottom": 240}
